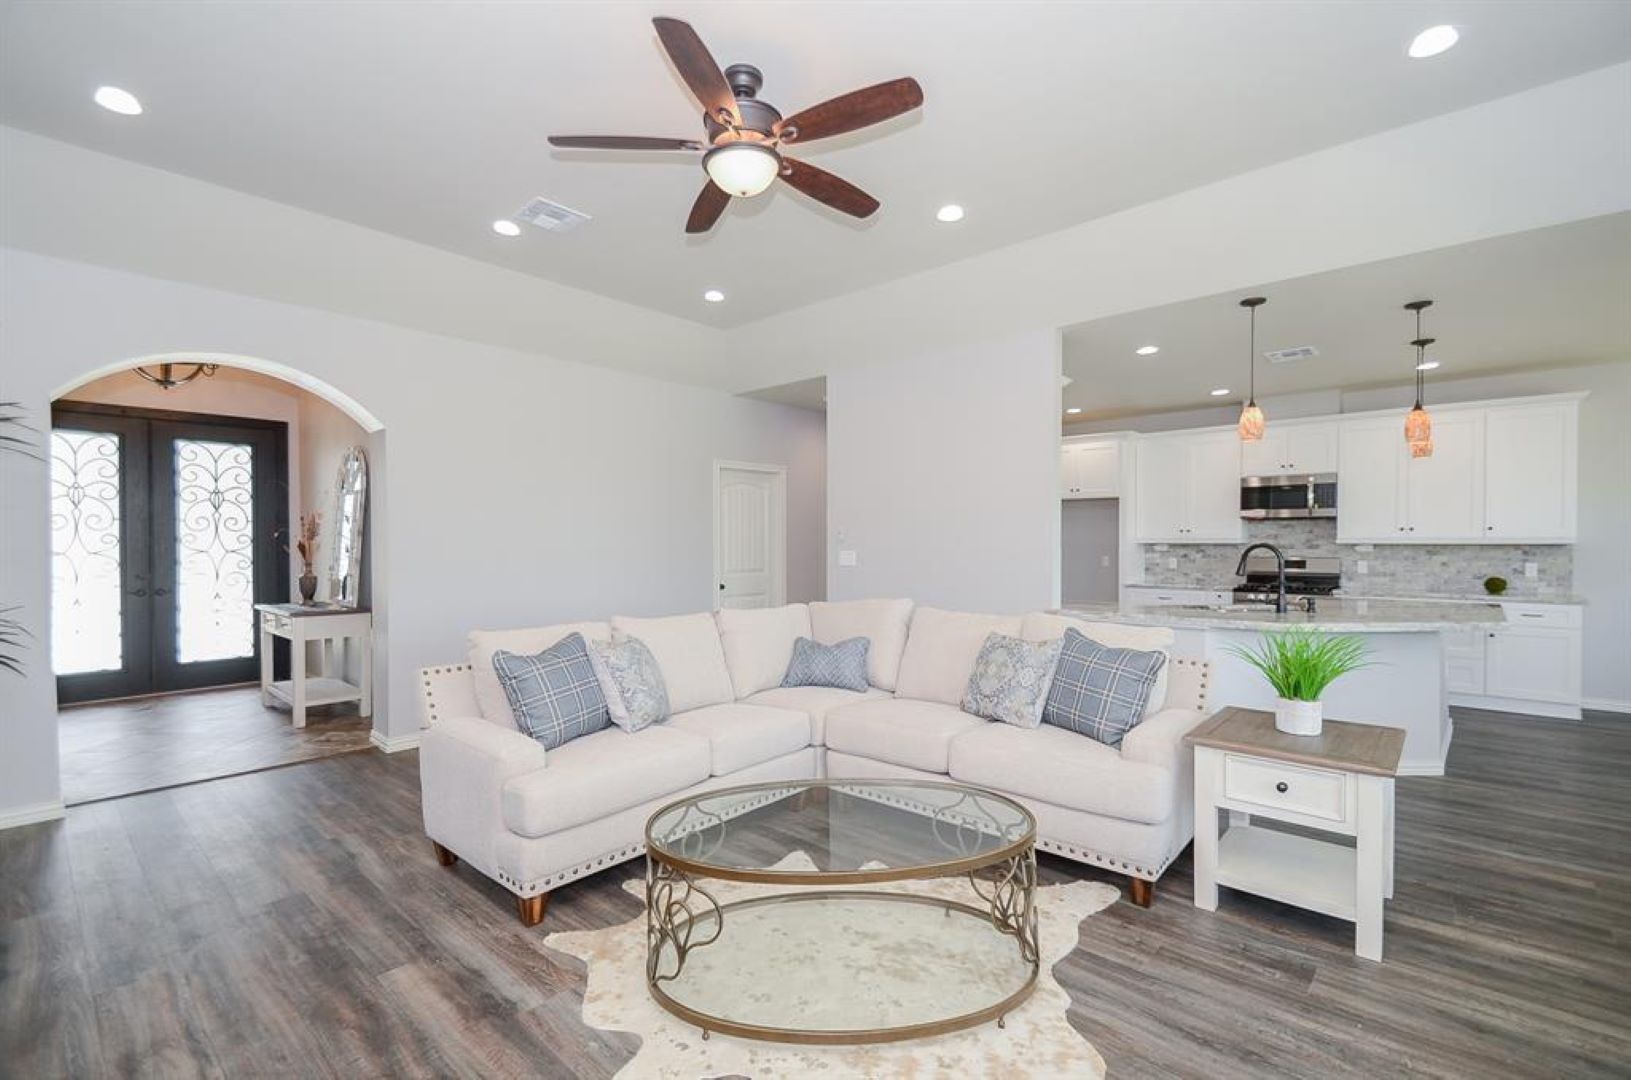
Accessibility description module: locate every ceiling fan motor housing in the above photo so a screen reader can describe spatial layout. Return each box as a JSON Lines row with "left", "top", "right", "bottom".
{"left": 706, "top": 64, "right": 783, "bottom": 143}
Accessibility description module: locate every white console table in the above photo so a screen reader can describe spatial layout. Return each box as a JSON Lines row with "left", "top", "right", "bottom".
{"left": 256, "top": 603, "right": 373, "bottom": 728}
{"left": 1186, "top": 707, "right": 1404, "bottom": 962}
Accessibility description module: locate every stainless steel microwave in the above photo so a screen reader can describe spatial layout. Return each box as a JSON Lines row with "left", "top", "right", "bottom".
{"left": 1240, "top": 473, "right": 1337, "bottom": 519}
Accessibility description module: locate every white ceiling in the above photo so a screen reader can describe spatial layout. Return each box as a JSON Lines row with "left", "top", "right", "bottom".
{"left": 1060, "top": 213, "right": 1631, "bottom": 422}
{"left": 3, "top": 1, "right": 1628, "bottom": 329}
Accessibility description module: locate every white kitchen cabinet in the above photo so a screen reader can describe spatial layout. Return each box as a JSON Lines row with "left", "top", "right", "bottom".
{"left": 1135, "top": 430, "right": 1243, "bottom": 542}
{"left": 1484, "top": 401, "right": 1578, "bottom": 541}
{"left": 1336, "top": 417, "right": 1405, "bottom": 541}
{"left": 1240, "top": 420, "right": 1339, "bottom": 477}
{"left": 1403, "top": 411, "right": 1484, "bottom": 540}
{"left": 1338, "top": 411, "right": 1483, "bottom": 541}
{"left": 1061, "top": 440, "right": 1119, "bottom": 499}
{"left": 1440, "top": 625, "right": 1486, "bottom": 695}
{"left": 1446, "top": 602, "right": 1582, "bottom": 719}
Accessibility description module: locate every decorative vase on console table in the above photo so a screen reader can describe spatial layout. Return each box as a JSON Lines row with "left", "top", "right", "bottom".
{"left": 293, "top": 510, "right": 322, "bottom": 605}
{"left": 1227, "top": 629, "right": 1372, "bottom": 737}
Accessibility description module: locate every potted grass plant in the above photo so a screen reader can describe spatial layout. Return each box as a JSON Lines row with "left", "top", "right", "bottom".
{"left": 1226, "top": 629, "right": 1373, "bottom": 736}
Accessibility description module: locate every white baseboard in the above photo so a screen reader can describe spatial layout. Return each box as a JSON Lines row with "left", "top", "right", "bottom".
{"left": 1396, "top": 763, "right": 1447, "bottom": 777}
{"left": 1449, "top": 692, "right": 1581, "bottom": 721}
{"left": 370, "top": 729, "right": 422, "bottom": 753}
{"left": 0, "top": 800, "right": 67, "bottom": 831}
{"left": 1582, "top": 697, "right": 1631, "bottom": 714}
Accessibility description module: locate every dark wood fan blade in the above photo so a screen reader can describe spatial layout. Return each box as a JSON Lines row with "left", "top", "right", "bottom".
{"left": 686, "top": 181, "right": 731, "bottom": 234}
{"left": 779, "top": 158, "right": 879, "bottom": 218}
{"left": 549, "top": 135, "right": 704, "bottom": 151}
{"left": 652, "top": 17, "right": 739, "bottom": 125}
{"left": 777, "top": 77, "right": 923, "bottom": 143}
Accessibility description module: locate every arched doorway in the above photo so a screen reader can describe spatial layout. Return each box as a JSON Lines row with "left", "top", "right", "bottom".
{"left": 47, "top": 355, "right": 388, "bottom": 805}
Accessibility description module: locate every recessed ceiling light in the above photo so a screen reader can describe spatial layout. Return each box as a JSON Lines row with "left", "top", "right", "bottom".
{"left": 936, "top": 204, "right": 965, "bottom": 223}
{"left": 1065, "top": 407, "right": 1083, "bottom": 415}
{"left": 1415, "top": 359, "right": 1441, "bottom": 371}
{"left": 94, "top": 85, "right": 142, "bottom": 115}
{"left": 1210, "top": 388, "right": 1231, "bottom": 397}
{"left": 1135, "top": 345, "right": 1160, "bottom": 356}
{"left": 1408, "top": 25, "right": 1459, "bottom": 59}
{"left": 703, "top": 289, "right": 725, "bottom": 303}
{"left": 491, "top": 219, "right": 521, "bottom": 237}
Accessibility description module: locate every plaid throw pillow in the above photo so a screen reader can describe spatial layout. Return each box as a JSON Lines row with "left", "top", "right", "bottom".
{"left": 492, "top": 632, "right": 610, "bottom": 750}
{"left": 782, "top": 636, "right": 870, "bottom": 692}
{"left": 1042, "top": 628, "right": 1167, "bottom": 747}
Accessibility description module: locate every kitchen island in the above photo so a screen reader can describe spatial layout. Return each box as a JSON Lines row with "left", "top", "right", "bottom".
{"left": 1062, "top": 597, "right": 1505, "bottom": 775}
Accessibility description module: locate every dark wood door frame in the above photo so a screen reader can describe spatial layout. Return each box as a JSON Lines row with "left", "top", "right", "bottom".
{"left": 52, "top": 402, "right": 290, "bottom": 704}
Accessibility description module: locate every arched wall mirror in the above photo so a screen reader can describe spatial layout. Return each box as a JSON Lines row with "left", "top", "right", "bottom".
{"left": 327, "top": 446, "right": 368, "bottom": 608}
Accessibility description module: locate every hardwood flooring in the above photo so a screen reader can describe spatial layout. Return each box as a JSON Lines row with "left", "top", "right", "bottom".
{"left": 58, "top": 685, "right": 373, "bottom": 805}
{"left": 3, "top": 707, "right": 1628, "bottom": 1077}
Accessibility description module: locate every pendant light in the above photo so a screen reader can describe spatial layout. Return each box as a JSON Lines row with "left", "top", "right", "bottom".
{"left": 1237, "top": 296, "right": 1267, "bottom": 441}
{"left": 1404, "top": 300, "right": 1435, "bottom": 458}
{"left": 133, "top": 361, "right": 219, "bottom": 390}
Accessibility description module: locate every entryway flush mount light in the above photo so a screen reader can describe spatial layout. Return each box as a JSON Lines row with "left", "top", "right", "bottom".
{"left": 1404, "top": 299, "right": 1436, "bottom": 458}
{"left": 94, "top": 85, "right": 142, "bottom": 115}
{"left": 492, "top": 219, "right": 521, "bottom": 237}
{"left": 1136, "top": 345, "right": 1160, "bottom": 356}
{"left": 1237, "top": 297, "right": 1267, "bottom": 442}
{"left": 134, "top": 361, "right": 218, "bottom": 391}
{"left": 1408, "top": 25, "right": 1460, "bottom": 59}
{"left": 936, "top": 204, "right": 965, "bottom": 223}
{"left": 704, "top": 143, "right": 781, "bottom": 198}
{"left": 703, "top": 289, "right": 725, "bottom": 303}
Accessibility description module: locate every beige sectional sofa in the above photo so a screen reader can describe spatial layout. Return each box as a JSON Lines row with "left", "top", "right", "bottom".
{"left": 418, "top": 599, "right": 1209, "bottom": 925}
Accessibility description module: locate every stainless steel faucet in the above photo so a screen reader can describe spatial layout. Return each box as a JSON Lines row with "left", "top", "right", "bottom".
{"left": 1235, "top": 542, "right": 1288, "bottom": 614}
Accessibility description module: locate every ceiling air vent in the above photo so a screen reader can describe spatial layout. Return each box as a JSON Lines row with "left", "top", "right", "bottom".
{"left": 516, "top": 196, "right": 591, "bottom": 233}
{"left": 1264, "top": 345, "right": 1319, "bottom": 364}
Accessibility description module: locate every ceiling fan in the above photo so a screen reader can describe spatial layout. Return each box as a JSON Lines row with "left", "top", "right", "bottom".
{"left": 549, "top": 16, "right": 923, "bottom": 234}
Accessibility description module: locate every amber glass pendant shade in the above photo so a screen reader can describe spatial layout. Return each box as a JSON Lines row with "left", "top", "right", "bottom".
{"left": 1238, "top": 402, "right": 1266, "bottom": 441}
{"left": 1405, "top": 404, "right": 1433, "bottom": 458}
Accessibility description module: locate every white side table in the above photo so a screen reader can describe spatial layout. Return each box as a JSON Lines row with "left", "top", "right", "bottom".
{"left": 1185, "top": 707, "right": 1404, "bottom": 962}
{"left": 255, "top": 603, "right": 373, "bottom": 729}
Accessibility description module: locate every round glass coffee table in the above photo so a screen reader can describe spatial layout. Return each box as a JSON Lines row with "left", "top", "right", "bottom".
{"left": 643, "top": 778, "right": 1038, "bottom": 1044}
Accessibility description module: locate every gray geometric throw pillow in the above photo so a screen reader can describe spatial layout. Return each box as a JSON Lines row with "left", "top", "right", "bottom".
{"left": 782, "top": 636, "right": 870, "bottom": 692}
{"left": 1042, "top": 628, "right": 1166, "bottom": 747}
{"left": 587, "top": 636, "right": 670, "bottom": 732}
{"left": 491, "top": 633, "right": 610, "bottom": 750}
{"left": 963, "top": 632, "right": 1062, "bottom": 728}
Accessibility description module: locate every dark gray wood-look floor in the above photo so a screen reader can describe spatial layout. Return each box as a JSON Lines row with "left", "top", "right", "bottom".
{"left": 58, "top": 685, "right": 372, "bottom": 805}
{"left": 3, "top": 707, "right": 1628, "bottom": 1077}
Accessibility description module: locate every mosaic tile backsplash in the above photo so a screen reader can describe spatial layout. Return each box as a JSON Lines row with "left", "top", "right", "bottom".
{"left": 1141, "top": 519, "right": 1574, "bottom": 599}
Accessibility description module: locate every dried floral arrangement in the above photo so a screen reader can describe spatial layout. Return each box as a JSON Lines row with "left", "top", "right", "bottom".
{"left": 295, "top": 511, "right": 322, "bottom": 575}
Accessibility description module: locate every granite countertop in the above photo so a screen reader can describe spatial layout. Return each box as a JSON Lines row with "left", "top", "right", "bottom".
{"left": 1129, "top": 582, "right": 1586, "bottom": 606}
{"left": 1060, "top": 597, "right": 1505, "bottom": 632}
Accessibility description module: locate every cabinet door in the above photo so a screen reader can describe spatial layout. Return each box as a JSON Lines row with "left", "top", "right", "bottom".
{"left": 1404, "top": 411, "right": 1484, "bottom": 541}
{"left": 1134, "top": 437, "right": 1190, "bottom": 541}
{"left": 1484, "top": 403, "right": 1577, "bottom": 541}
{"left": 1441, "top": 625, "right": 1486, "bottom": 695}
{"left": 1060, "top": 444, "right": 1080, "bottom": 498}
{"left": 1075, "top": 442, "right": 1120, "bottom": 497}
{"left": 1337, "top": 418, "right": 1406, "bottom": 541}
{"left": 1184, "top": 432, "right": 1245, "bottom": 541}
{"left": 1484, "top": 625, "right": 1581, "bottom": 704}
{"left": 1285, "top": 421, "right": 1338, "bottom": 475}
{"left": 1239, "top": 430, "right": 1287, "bottom": 477}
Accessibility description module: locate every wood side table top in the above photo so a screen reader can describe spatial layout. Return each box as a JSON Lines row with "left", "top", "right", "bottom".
{"left": 1185, "top": 706, "right": 1405, "bottom": 777}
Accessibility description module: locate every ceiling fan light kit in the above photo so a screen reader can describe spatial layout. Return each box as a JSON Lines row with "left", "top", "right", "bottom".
{"left": 548, "top": 16, "right": 922, "bottom": 233}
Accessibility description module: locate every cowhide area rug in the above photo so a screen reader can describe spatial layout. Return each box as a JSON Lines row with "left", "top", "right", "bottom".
{"left": 543, "top": 854, "right": 1117, "bottom": 1079}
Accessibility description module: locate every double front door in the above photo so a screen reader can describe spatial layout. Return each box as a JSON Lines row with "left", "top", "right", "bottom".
{"left": 51, "top": 405, "right": 288, "bottom": 703}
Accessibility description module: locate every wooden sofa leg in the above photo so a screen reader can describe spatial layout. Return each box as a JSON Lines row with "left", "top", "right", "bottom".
{"left": 516, "top": 893, "right": 549, "bottom": 928}
{"left": 431, "top": 841, "right": 458, "bottom": 868}
{"left": 1128, "top": 877, "right": 1154, "bottom": 908}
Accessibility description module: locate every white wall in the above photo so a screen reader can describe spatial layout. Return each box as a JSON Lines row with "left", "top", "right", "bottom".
{"left": 0, "top": 249, "right": 826, "bottom": 822}
{"left": 1062, "top": 500, "right": 1120, "bottom": 605}
{"left": 826, "top": 331, "right": 1061, "bottom": 613}
{"left": 1341, "top": 362, "right": 1631, "bottom": 711}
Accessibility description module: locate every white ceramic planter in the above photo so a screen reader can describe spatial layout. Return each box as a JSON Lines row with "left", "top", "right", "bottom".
{"left": 1274, "top": 697, "right": 1324, "bottom": 736}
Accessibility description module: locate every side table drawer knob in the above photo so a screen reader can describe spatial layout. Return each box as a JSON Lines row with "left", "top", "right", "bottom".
{"left": 1275, "top": 781, "right": 1289, "bottom": 793}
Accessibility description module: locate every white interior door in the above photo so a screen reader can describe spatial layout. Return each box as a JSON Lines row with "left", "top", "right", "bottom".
{"left": 715, "top": 465, "right": 784, "bottom": 610}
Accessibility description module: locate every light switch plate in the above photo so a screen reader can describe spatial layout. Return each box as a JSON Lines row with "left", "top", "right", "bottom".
{"left": 838, "top": 550, "right": 858, "bottom": 567}
{"left": 1524, "top": 561, "right": 1538, "bottom": 579}
{"left": 1167, "top": 557, "right": 1178, "bottom": 570}
{"left": 1100, "top": 554, "right": 1111, "bottom": 568}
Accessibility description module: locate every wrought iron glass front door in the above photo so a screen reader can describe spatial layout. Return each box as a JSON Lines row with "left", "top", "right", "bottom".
{"left": 52, "top": 405, "right": 287, "bottom": 703}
